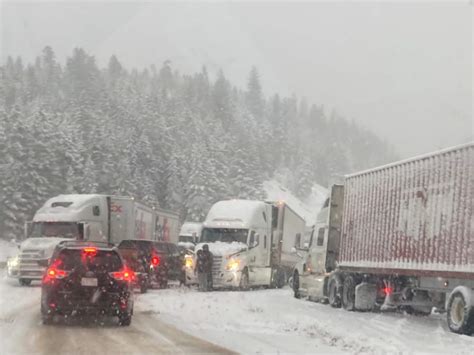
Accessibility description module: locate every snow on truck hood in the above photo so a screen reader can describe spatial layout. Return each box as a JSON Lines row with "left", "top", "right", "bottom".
{"left": 21, "top": 237, "right": 70, "bottom": 251}
{"left": 195, "top": 242, "right": 248, "bottom": 256}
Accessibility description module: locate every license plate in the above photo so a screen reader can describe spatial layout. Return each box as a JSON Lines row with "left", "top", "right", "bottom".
{"left": 81, "top": 277, "right": 98, "bottom": 287}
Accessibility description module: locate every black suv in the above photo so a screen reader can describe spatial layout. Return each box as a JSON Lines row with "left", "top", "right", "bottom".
{"left": 41, "top": 241, "right": 134, "bottom": 326}
{"left": 118, "top": 240, "right": 184, "bottom": 288}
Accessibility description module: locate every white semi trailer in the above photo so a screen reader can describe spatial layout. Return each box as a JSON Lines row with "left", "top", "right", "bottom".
{"left": 185, "top": 199, "right": 306, "bottom": 289}
{"left": 11, "top": 194, "right": 179, "bottom": 285}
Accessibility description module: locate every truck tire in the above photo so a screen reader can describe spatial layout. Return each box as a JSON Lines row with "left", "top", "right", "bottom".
{"left": 328, "top": 277, "right": 342, "bottom": 308}
{"left": 447, "top": 290, "right": 474, "bottom": 334}
{"left": 239, "top": 269, "right": 249, "bottom": 291}
{"left": 293, "top": 271, "right": 301, "bottom": 299}
{"left": 275, "top": 268, "right": 286, "bottom": 289}
{"left": 342, "top": 275, "right": 356, "bottom": 311}
{"left": 19, "top": 278, "right": 32, "bottom": 286}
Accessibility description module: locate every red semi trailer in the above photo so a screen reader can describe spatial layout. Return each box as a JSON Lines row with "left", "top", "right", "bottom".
{"left": 292, "top": 142, "right": 474, "bottom": 334}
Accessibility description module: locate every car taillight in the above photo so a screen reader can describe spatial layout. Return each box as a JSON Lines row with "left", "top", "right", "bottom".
{"left": 109, "top": 267, "right": 135, "bottom": 282}
{"left": 83, "top": 247, "right": 97, "bottom": 256}
{"left": 44, "top": 267, "right": 69, "bottom": 281}
{"left": 151, "top": 256, "right": 160, "bottom": 266}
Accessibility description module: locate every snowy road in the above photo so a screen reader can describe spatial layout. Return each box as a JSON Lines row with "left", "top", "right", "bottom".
{"left": 2, "top": 272, "right": 474, "bottom": 354}
{"left": 0, "top": 275, "right": 233, "bottom": 354}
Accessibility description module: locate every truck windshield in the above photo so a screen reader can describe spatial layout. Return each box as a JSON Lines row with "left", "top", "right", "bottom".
{"left": 179, "top": 236, "right": 195, "bottom": 243}
{"left": 30, "top": 222, "right": 81, "bottom": 239}
{"left": 201, "top": 228, "right": 248, "bottom": 244}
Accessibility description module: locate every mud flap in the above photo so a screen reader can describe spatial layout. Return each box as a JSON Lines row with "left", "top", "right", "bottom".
{"left": 355, "top": 282, "right": 377, "bottom": 311}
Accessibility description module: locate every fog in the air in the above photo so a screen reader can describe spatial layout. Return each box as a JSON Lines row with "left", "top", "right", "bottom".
{"left": 1, "top": 1, "right": 472, "bottom": 157}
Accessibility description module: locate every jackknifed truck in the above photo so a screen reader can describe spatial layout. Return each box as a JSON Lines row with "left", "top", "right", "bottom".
{"left": 293, "top": 142, "right": 474, "bottom": 334}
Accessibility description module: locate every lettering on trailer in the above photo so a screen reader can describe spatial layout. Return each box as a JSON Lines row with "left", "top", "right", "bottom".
{"left": 110, "top": 203, "right": 123, "bottom": 213}
{"left": 135, "top": 211, "right": 146, "bottom": 239}
{"left": 155, "top": 216, "right": 170, "bottom": 241}
{"left": 398, "top": 183, "right": 454, "bottom": 241}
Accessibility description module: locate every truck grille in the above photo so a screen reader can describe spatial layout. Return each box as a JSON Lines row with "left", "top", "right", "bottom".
{"left": 18, "top": 249, "right": 46, "bottom": 277}
{"left": 212, "top": 256, "right": 223, "bottom": 278}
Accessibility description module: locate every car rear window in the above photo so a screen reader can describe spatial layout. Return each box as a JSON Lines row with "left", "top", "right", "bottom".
{"left": 153, "top": 242, "right": 168, "bottom": 252}
{"left": 168, "top": 244, "right": 178, "bottom": 254}
{"left": 56, "top": 249, "right": 123, "bottom": 272}
{"left": 119, "top": 240, "right": 152, "bottom": 252}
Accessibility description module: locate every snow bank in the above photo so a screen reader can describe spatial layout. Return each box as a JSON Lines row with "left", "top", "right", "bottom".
{"left": 263, "top": 180, "right": 327, "bottom": 226}
{"left": 195, "top": 241, "right": 247, "bottom": 256}
{"left": 140, "top": 287, "right": 474, "bottom": 354}
{"left": 0, "top": 239, "right": 19, "bottom": 263}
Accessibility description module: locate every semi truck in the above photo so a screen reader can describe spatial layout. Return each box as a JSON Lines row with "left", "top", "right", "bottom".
{"left": 178, "top": 222, "right": 203, "bottom": 250}
{"left": 185, "top": 199, "right": 306, "bottom": 289}
{"left": 10, "top": 194, "right": 179, "bottom": 285}
{"left": 292, "top": 142, "right": 473, "bottom": 334}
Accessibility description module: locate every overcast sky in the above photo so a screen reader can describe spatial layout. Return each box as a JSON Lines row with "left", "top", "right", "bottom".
{"left": 1, "top": 1, "right": 472, "bottom": 158}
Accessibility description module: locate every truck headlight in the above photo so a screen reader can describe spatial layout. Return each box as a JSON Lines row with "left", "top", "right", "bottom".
{"left": 225, "top": 258, "right": 240, "bottom": 271}
{"left": 185, "top": 255, "right": 194, "bottom": 269}
{"left": 7, "top": 256, "right": 19, "bottom": 269}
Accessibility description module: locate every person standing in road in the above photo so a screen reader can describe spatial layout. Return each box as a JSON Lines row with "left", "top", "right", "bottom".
{"left": 195, "top": 244, "right": 213, "bottom": 291}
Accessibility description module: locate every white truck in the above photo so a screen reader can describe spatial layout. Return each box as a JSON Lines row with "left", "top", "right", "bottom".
{"left": 178, "top": 222, "right": 203, "bottom": 250}
{"left": 184, "top": 199, "right": 306, "bottom": 289}
{"left": 11, "top": 194, "right": 179, "bottom": 285}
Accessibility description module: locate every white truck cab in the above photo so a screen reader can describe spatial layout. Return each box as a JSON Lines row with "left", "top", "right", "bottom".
{"left": 185, "top": 199, "right": 306, "bottom": 289}
{"left": 178, "top": 222, "right": 203, "bottom": 250}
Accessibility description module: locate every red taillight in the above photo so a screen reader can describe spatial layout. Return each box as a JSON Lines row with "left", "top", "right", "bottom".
{"left": 109, "top": 267, "right": 135, "bottom": 282}
{"left": 151, "top": 256, "right": 160, "bottom": 266}
{"left": 45, "top": 267, "right": 69, "bottom": 281}
{"left": 83, "top": 247, "right": 97, "bottom": 256}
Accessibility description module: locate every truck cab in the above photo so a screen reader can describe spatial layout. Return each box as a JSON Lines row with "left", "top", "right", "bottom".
{"left": 185, "top": 200, "right": 274, "bottom": 289}
{"left": 292, "top": 185, "right": 344, "bottom": 300}
{"left": 178, "top": 222, "right": 203, "bottom": 250}
{"left": 14, "top": 195, "right": 109, "bottom": 285}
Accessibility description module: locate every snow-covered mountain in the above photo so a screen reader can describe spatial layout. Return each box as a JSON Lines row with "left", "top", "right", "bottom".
{"left": 263, "top": 180, "right": 328, "bottom": 226}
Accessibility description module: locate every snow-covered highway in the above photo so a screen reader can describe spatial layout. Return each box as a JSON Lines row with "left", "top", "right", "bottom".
{"left": 2, "top": 272, "right": 474, "bottom": 354}
{"left": 0, "top": 274, "right": 233, "bottom": 354}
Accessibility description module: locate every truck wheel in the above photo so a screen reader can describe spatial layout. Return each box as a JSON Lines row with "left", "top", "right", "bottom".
{"left": 328, "top": 278, "right": 341, "bottom": 308}
{"left": 275, "top": 268, "right": 286, "bottom": 289}
{"left": 239, "top": 269, "right": 249, "bottom": 291}
{"left": 342, "top": 275, "right": 356, "bottom": 311}
{"left": 447, "top": 290, "right": 474, "bottom": 334}
{"left": 19, "top": 279, "right": 32, "bottom": 286}
{"left": 293, "top": 271, "right": 301, "bottom": 299}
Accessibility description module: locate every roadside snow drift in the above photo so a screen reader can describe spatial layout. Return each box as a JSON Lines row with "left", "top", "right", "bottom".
{"left": 140, "top": 287, "right": 474, "bottom": 354}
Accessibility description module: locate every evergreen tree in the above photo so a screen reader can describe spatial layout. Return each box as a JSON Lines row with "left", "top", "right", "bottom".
{"left": 0, "top": 47, "right": 397, "bottom": 239}
{"left": 245, "top": 66, "right": 264, "bottom": 121}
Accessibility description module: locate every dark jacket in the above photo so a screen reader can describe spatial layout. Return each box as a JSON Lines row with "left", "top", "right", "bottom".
{"left": 196, "top": 249, "right": 213, "bottom": 273}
